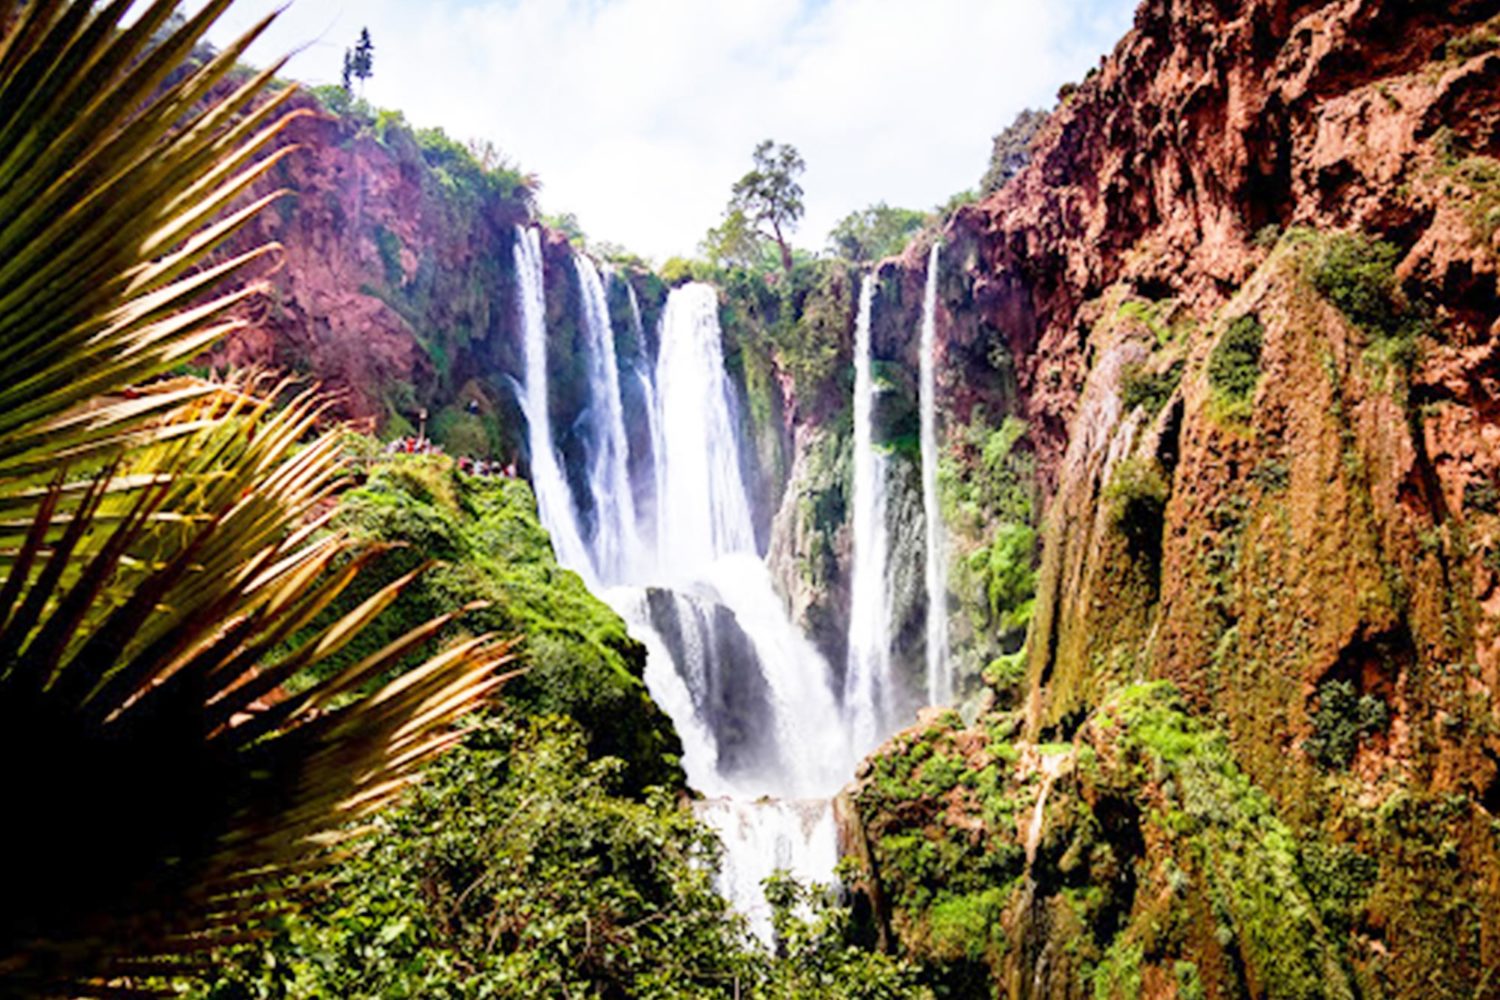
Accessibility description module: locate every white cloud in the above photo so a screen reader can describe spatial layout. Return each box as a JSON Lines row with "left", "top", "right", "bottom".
{"left": 201, "top": 0, "right": 1135, "bottom": 261}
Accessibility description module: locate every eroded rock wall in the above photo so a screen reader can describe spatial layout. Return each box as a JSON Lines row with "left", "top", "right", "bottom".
{"left": 847, "top": 0, "right": 1500, "bottom": 995}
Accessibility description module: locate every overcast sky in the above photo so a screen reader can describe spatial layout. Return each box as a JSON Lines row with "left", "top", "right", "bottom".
{"left": 198, "top": 0, "right": 1137, "bottom": 262}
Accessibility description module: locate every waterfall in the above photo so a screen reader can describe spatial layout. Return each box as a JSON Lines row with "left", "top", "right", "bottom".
{"left": 919, "top": 242, "right": 952, "bottom": 706}
{"left": 653, "top": 284, "right": 758, "bottom": 570}
{"left": 514, "top": 273, "right": 855, "bottom": 941}
{"left": 624, "top": 281, "right": 667, "bottom": 559}
{"left": 844, "top": 276, "right": 894, "bottom": 753}
{"left": 514, "top": 227, "right": 594, "bottom": 581}
{"left": 573, "top": 254, "right": 639, "bottom": 581}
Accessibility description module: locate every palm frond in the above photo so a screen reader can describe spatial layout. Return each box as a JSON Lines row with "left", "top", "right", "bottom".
{"left": 0, "top": 3, "right": 515, "bottom": 994}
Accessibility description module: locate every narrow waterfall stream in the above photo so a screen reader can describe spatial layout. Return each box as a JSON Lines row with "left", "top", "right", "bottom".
{"left": 514, "top": 226, "right": 594, "bottom": 580}
{"left": 512, "top": 229, "right": 905, "bottom": 939}
{"left": 844, "top": 275, "right": 894, "bottom": 753}
{"left": 919, "top": 242, "right": 952, "bottom": 706}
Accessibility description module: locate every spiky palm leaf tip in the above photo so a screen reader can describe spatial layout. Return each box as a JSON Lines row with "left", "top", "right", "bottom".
{"left": 0, "top": 2, "right": 515, "bottom": 994}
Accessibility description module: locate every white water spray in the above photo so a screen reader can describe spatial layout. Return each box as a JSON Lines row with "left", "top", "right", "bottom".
{"left": 514, "top": 227, "right": 594, "bottom": 581}
{"left": 574, "top": 254, "right": 639, "bottom": 581}
{"left": 919, "top": 242, "right": 952, "bottom": 707}
{"left": 653, "top": 284, "right": 758, "bottom": 570}
{"left": 845, "top": 276, "right": 894, "bottom": 753}
{"left": 516, "top": 272, "right": 874, "bottom": 941}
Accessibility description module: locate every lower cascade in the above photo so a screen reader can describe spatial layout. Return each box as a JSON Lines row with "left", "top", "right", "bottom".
{"left": 515, "top": 248, "right": 884, "bottom": 937}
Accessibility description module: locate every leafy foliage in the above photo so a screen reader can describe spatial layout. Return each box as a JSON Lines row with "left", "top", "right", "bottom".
{"left": 1207, "top": 313, "right": 1264, "bottom": 411}
{"left": 1309, "top": 235, "right": 1403, "bottom": 334}
{"left": 324, "top": 455, "right": 684, "bottom": 791}
{"left": 979, "top": 108, "right": 1048, "bottom": 195}
{"left": 1307, "top": 232, "right": 1426, "bottom": 371}
{"left": 1105, "top": 457, "right": 1170, "bottom": 548}
{"left": 1303, "top": 679, "right": 1389, "bottom": 770}
{"left": 725, "top": 139, "right": 805, "bottom": 273}
{"left": 939, "top": 414, "right": 1040, "bottom": 680}
{"left": 701, "top": 206, "right": 776, "bottom": 271}
{"left": 827, "top": 202, "right": 927, "bottom": 263}
{"left": 1119, "top": 359, "right": 1184, "bottom": 417}
{"left": 199, "top": 716, "right": 755, "bottom": 999}
{"left": 764, "top": 873, "right": 934, "bottom": 999}
{"left": 0, "top": 2, "right": 510, "bottom": 991}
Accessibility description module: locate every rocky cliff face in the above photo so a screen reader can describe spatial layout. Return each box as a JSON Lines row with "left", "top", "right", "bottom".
{"left": 215, "top": 94, "right": 666, "bottom": 479}
{"left": 845, "top": 0, "right": 1500, "bottom": 995}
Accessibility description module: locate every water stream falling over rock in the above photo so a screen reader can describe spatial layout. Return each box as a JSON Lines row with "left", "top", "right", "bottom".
{"left": 573, "top": 255, "right": 640, "bottom": 582}
{"left": 513, "top": 239, "right": 915, "bottom": 939}
{"left": 845, "top": 275, "right": 895, "bottom": 753}
{"left": 514, "top": 226, "right": 594, "bottom": 582}
{"left": 919, "top": 242, "right": 952, "bottom": 707}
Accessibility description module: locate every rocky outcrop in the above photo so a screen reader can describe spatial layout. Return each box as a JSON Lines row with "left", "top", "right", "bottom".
{"left": 215, "top": 93, "right": 665, "bottom": 476}
{"left": 847, "top": 0, "right": 1500, "bottom": 995}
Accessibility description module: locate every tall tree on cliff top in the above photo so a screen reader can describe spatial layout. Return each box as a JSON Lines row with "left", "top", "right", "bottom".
{"left": 345, "top": 26, "right": 374, "bottom": 96}
{"left": 0, "top": 1, "right": 509, "bottom": 993}
{"left": 727, "top": 139, "right": 804, "bottom": 275}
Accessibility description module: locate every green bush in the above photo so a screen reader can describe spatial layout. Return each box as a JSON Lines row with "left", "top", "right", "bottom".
{"left": 196, "top": 717, "right": 757, "bottom": 999}
{"left": 1105, "top": 457, "right": 1170, "bottom": 546}
{"left": 1443, "top": 24, "right": 1498, "bottom": 61}
{"left": 1465, "top": 479, "right": 1500, "bottom": 514}
{"left": 979, "top": 108, "right": 1049, "bottom": 195}
{"left": 1308, "top": 232, "right": 1427, "bottom": 371}
{"left": 1303, "top": 679, "right": 1389, "bottom": 770}
{"left": 1309, "top": 234, "right": 1402, "bottom": 333}
{"left": 305, "top": 453, "right": 684, "bottom": 791}
{"left": 1119, "top": 359, "right": 1183, "bottom": 417}
{"left": 827, "top": 202, "right": 927, "bottom": 263}
{"left": 968, "top": 523, "right": 1037, "bottom": 633}
{"left": 1207, "top": 314, "right": 1264, "bottom": 405}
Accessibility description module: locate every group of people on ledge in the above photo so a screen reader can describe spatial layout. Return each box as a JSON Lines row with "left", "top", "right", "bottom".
{"left": 382, "top": 435, "right": 518, "bottom": 479}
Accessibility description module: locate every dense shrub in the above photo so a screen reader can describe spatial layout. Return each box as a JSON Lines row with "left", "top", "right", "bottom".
{"left": 1310, "top": 235, "right": 1402, "bottom": 333}
{"left": 198, "top": 717, "right": 752, "bottom": 999}
{"left": 1442, "top": 23, "right": 1498, "bottom": 61}
{"left": 827, "top": 203, "right": 927, "bottom": 263}
{"left": 1119, "top": 359, "right": 1183, "bottom": 417}
{"left": 1308, "top": 232, "right": 1426, "bottom": 371}
{"left": 306, "top": 452, "right": 684, "bottom": 791}
{"left": 979, "top": 108, "right": 1048, "bottom": 194}
{"left": 1207, "top": 314, "right": 1264, "bottom": 406}
{"left": 1303, "top": 679, "right": 1389, "bottom": 770}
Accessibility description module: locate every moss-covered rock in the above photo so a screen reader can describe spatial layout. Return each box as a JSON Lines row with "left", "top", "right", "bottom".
{"left": 316, "top": 450, "right": 684, "bottom": 792}
{"left": 846, "top": 684, "right": 1358, "bottom": 999}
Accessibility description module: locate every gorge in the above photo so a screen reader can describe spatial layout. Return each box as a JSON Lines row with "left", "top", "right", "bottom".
{"left": 513, "top": 227, "right": 940, "bottom": 934}
{"left": 64, "top": 0, "right": 1500, "bottom": 994}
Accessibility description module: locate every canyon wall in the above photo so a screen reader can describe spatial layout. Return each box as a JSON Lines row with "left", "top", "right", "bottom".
{"left": 845, "top": 0, "right": 1500, "bottom": 995}
{"left": 208, "top": 0, "right": 1500, "bottom": 990}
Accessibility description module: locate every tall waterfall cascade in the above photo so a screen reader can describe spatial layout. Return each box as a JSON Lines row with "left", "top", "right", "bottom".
{"left": 919, "top": 242, "right": 952, "bottom": 706}
{"left": 513, "top": 232, "right": 861, "bottom": 938}
{"left": 573, "top": 255, "right": 640, "bottom": 582}
{"left": 844, "top": 276, "right": 895, "bottom": 753}
{"left": 514, "top": 226, "right": 594, "bottom": 581}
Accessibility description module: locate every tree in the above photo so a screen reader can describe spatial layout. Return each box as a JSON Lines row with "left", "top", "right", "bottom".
{"left": 0, "top": 2, "right": 510, "bottom": 993}
{"left": 726, "top": 139, "right": 805, "bottom": 274}
{"left": 345, "top": 26, "right": 374, "bottom": 96}
{"left": 700, "top": 206, "right": 769, "bottom": 271}
{"left": 827, "top": 202, "right": 927, "bottom": 263}
{"left": 979, "top": 108, "right": 1048, "bottom": 195}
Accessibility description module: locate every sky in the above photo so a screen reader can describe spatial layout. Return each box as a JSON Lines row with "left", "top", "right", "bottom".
{"left": 197, "top": 0, "right": 1138, "bottom": 263}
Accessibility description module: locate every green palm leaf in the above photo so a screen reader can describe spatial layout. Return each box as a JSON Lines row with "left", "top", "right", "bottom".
{"left": 0, "top": 3, "right": 515, "bottom": 994}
